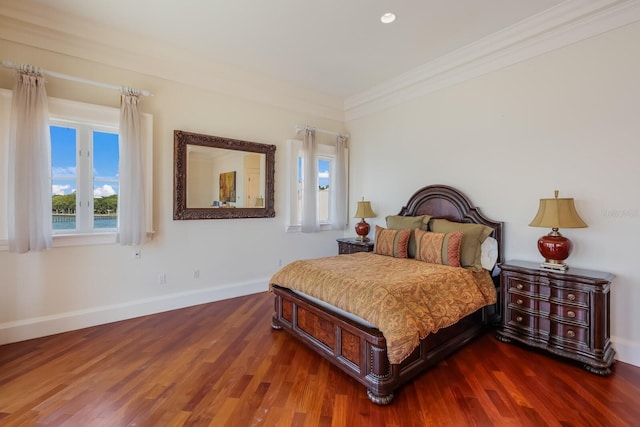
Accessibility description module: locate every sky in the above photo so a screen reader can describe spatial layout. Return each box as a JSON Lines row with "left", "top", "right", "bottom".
{"left": 50, "top": 125, "right": 119, "bottom": 197}
{"left": 319, "top": 159, "right": 329, "bottom": 187}
{"left": 298, "top": 158, "right": 330, "bottom": 187}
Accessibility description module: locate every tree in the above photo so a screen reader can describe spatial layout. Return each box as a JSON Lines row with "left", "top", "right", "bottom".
{"left": 94, "top": 195, "right": 118, "bottom": 214}
{"left": 52, "top": 193, "right": 76, "bottom": 213}
{"left": 52, "top": 194, "right": 118, "bottom": 214}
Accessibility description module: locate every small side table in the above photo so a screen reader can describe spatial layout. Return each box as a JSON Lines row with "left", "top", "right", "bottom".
{"left": 337, "top": 238, "right": 374, "bottom": 254}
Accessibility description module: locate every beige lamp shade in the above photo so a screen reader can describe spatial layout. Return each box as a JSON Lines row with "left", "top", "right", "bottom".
{"left": 354, "top": 200, "right": 376, "bottom": 219}
{"left": 529, "top": 190, "right": 587, "bottom": 271}
{"left": 529, "top": 191, "right": 587, "bottom": 229}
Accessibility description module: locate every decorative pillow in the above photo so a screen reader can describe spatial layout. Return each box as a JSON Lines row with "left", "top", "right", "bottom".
{"left": 414, "top": 229, "right": 463, "bottom": 267}
{"left": 385, "top": 215, "right": 432, "bottom": 258}
{"left": 430, "top": 219, "right": 493, "bottom": 271}
{"left": 481, "top": 236, "right": 499, "bottom": 271}
{"left": 374, "top": 226, "right": 411, "bottom": 258}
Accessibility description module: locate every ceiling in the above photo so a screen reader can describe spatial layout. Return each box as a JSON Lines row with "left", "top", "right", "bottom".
{"left": 19, "top": 0, "right": 565, "bottom": 98}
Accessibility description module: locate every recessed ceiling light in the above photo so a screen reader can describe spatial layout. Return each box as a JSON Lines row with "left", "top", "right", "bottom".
{"left": 380, "top": 12, "right": 396, "bottom": 24}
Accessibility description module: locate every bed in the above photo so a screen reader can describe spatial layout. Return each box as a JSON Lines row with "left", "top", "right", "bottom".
{"left": 270, "top": 185, "right": 503, "bottom": 404}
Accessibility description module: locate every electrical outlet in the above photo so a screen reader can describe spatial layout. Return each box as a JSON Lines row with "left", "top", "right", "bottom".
{"left": 276, "top": 259, "right": 282, "bottom": 267}
{"left": 133, "top": 249, "right": 141, "bottom": 259}
{"left": 158, "top": 273, "right": 166, "bottom": 285}
{"left": 194, "top": 269, "right": 200, "bottom": 279}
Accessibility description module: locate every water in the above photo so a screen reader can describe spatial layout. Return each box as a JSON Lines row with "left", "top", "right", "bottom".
{"left": 52, "top": 215, "right": 117, "bottom": 230}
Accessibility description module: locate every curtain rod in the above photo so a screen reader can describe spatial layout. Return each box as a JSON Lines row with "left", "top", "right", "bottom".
{"left": 1, "top": 59, "right": 153, "bottom": 97}
{"left": 295, "top": 124, "right": 349, "bottom": 139}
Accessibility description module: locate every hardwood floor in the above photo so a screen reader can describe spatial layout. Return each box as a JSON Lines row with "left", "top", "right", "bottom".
{"left": 1, "top": 292, "right": 638, "bottom": 426}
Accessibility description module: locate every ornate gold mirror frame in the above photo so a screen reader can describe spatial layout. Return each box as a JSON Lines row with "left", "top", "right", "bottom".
{"left": 174, "top": 130, "right": 276, "bottom": 220}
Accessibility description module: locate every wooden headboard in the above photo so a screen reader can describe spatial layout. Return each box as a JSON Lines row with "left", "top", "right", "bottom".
{"left": 397, "top": 185, "right": 504, "bottom": 266}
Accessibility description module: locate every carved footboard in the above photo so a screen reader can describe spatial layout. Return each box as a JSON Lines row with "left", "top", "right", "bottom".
{"left": 271, "top": 284, "right": 491, "bottom": 404}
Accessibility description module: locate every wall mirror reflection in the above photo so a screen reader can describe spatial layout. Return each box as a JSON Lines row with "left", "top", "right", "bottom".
{"left": 174, "top": 130, "right": 275, "bottom": 220}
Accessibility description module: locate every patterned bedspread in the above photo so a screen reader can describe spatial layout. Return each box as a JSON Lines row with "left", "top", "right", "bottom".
{"left": 269, "top": 252, "right": 497, "bottom": 364}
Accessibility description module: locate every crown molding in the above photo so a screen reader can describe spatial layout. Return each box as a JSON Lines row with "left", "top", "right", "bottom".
{"left": 344, "top": 0, "right": 640, "bottom": 121}
{"left": 2, "top": 1, "right": 639, "bottom": 123}
{"left": 0, "top": 4, "right": 345, "bottom": 122}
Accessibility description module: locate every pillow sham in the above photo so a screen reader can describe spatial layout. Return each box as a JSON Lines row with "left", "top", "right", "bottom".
{"left": 481, "top": 236, "right": 499, "bottom": 271}
{"left": 385, "top": 214, "right": 432, "bottom": 258}
{"left": 430, "top": 219, "right": 493, "bottom": 271}
{"left": 414, "top": 229, "right": 463, "bottom": 267}
{"left": 374, "top": 226, "right": 411, "bottom": 258}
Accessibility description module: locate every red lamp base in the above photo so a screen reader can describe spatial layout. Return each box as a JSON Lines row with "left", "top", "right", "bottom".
{"left": 538, "top": 229, "right": 572, "bottom": 271}
{"left": 355, "top": 220, "right": 371, "bottom": 242}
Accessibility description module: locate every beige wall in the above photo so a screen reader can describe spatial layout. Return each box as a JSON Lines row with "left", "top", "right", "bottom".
{"left": 0, "top": 38, "right": 345, "bottom": 343}
{"left": 347, "top": 22, "right": 640, "bottom": 366}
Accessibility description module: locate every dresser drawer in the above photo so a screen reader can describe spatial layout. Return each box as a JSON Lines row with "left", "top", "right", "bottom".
{"left": 551, "top": 304, "right": 589, "bottom": 325}
{"left": 551, "top": 322, "right": 589, "bottom": 348}
{"left": 505, "top": 309, "right": 550, "bottom": 336}
{"left": 506, "top": 309, "right": 534, "bottom": 330}
{"left": 551, "top": 287, "right": 589, "bottom": 306}
{"left": 507, "top": 277, "right": 531, "bottom": 293}
{"left": 508, "top": 294, "right": 550, "bottom": 314}
{"left": 506, "top": 276, "right": 551, "bottom": 298}
{"left": 509, "top": 294, "right": 535, "bottom": 310}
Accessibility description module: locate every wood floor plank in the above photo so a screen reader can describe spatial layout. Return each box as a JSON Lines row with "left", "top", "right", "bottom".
{"left": 1, "top": 292, "right": 639, "bottom": 426}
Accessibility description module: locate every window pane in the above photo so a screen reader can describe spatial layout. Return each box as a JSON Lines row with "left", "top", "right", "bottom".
{"left": 52, "top": 186, "right": 77, "bottom": 231}
{"left": 93, "top": 131, "right": 119, "bottom": 230}
{"left": 297, "top": 157, "right": 303, "bottom": 224}
{"left": 318, "top": 158, "right": 330, "bottom": 223}
{"left": 51, "top": 126, "right": 77, "bottom": 231}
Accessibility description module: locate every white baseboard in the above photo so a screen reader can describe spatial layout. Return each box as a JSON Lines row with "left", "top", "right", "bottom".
{"left": 612, "top": 336, "right": 640, "bottom": 368}
{"left": 0, "top": 279, "right": 269, "bottom": 346}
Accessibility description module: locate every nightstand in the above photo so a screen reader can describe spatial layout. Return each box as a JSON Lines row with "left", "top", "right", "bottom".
{"left": 337, "top": 238, "right": 374, "bottom": 254}
{"left": 496, "top": 260, "right": 615, "bottom": 375}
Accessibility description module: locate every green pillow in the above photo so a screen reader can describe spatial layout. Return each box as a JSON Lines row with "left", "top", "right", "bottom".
{"left": 430, "top": 219, "right": 493, "bottom": 271}
{"left": 385, "top": 215, "right": 431, "bottom": 258}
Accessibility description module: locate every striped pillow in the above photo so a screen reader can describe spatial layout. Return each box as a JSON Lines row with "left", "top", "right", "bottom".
{"left": 374, "top": 226, "right": 411, "bottom": 258}
{"left": 414, "top": 229, "right": 463, "bottom": 267}
{"left": 430, "top": 219, "right": 493, "bottom": 270}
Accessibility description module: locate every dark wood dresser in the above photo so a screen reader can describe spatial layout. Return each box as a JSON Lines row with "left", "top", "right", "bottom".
{"left": 337, "top": 238, "right": 374, "bottom": 254}
{"left": 496, "top": 260, "right": 615, "bottom": 375}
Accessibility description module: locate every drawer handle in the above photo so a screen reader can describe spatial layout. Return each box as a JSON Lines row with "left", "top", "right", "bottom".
{"left": 567, "top": 293, "right": 576, "bottom": 301}
{"left": 516, "top": 316, "right": 523, "bottom": 323}
{"left": 516, "top": 299, "right": 523, "bottom": 305}
{"left": 567, "top": 330, "right": 576, "bottom": 338}
{"left": 516, "top": 283, "right": 523, "bottom": 290}
{"left": 567, "top": 311, "right": 576, "bottom": 318}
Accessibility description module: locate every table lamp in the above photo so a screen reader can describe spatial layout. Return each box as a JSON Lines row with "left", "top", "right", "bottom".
{"left": 354, "top": 198, "right": 376, "bottom": 242}
{"left": 529, "top": 190, "right": 587, "bottom": 271}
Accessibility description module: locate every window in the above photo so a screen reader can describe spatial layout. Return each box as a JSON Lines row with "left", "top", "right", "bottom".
{"left": 0, "top": 89, "right": 153, "bottom": 249}
{"left": 287, "top": 139, "right": 348, "bottom": 232}
{"left": 296, "top": 156, "right": 332, "bottom": 224}
{"left": 50, "top": 122, "right": 119, "bottom": 234}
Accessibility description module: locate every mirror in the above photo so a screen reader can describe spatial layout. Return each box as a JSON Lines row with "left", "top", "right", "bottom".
{"left": 174, "top": 130, "right": 275, "bottom": 219}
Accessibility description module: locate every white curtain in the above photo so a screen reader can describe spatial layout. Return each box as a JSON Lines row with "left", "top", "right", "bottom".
{"left": 301, "top": 128, "right": 318, "bottom": 233}
{"left": 117, "top": 89, "right": 146, "bottom": 245}
{"left": 331, "top": 134, "right": 347, "bottom": 230}
{"left": 8, "top": 66, "right": 52, "bottom": 253}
